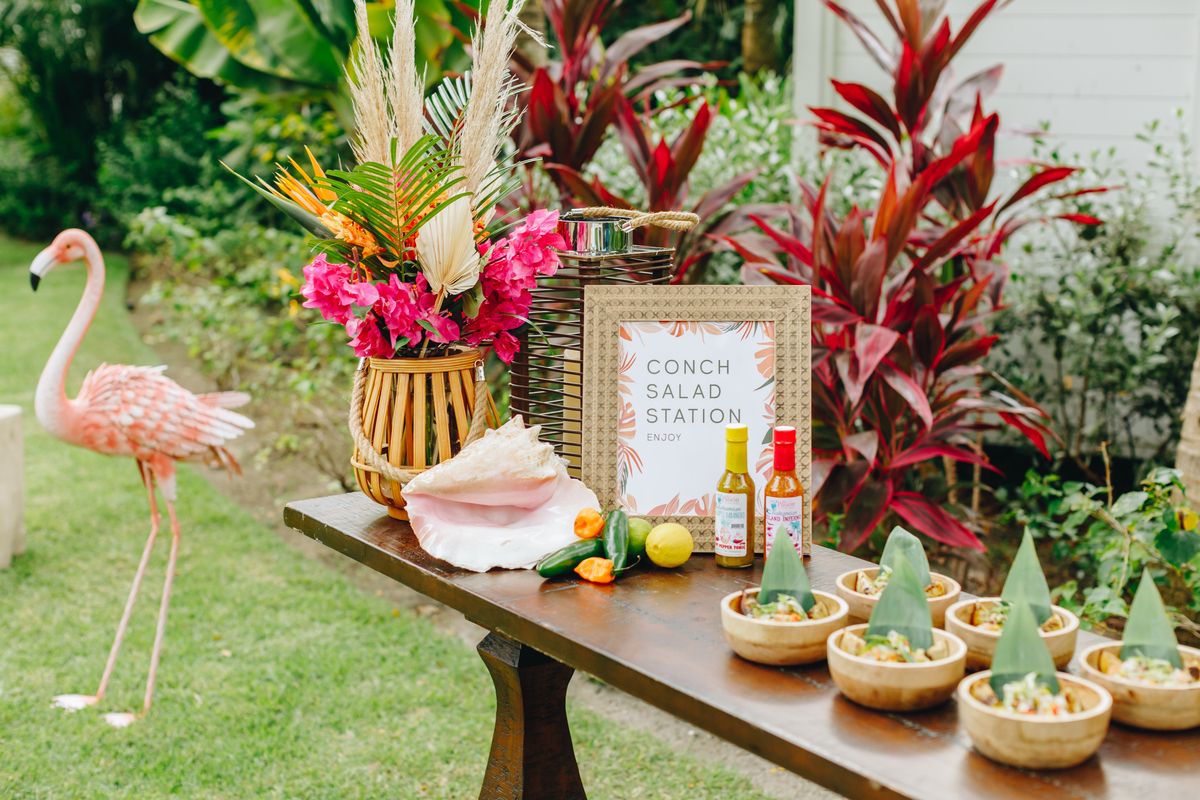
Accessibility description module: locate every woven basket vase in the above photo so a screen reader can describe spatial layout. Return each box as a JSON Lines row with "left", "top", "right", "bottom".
{"left": 351, "top": 350, "right": 500, "bottom": 520}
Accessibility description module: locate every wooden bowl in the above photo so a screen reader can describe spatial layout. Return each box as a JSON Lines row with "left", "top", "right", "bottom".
{"left": 826, "top": 623, "right": 966, "bottom": 711}
{"left": 957, "top": 671, "right": 1111, "bottom": 769}
{"left": 1077, "top": 642, "right": 1200, "bottom": 730}
{"left": 945, "top": 598, "right": 1079, "bottom": 671}
{"left": 721, "top": 589, "right": 849, "bottom": 666}
{"left": 834, "top": 568, "right": 960, "bottom": 627}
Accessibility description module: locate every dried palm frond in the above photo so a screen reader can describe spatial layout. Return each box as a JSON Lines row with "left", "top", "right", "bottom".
{"left": 459, "top": 0, "right": 525, "bottom": 196}
{"left": 417, "top": 195, "right": 483, "bottom": 295}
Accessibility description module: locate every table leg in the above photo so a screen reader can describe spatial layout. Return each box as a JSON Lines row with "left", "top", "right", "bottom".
{"left": 477, "top": 632, "right": 586, "bottom": 800}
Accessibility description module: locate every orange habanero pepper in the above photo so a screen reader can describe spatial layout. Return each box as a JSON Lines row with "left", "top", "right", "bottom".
{"left": 574, "top": 557, "right": 615, "bottom": 584}
{"left": 573, "top": 508, "right": 605, "bottom": 539}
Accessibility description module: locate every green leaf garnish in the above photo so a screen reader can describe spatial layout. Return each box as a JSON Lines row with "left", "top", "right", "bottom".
{"left": 866, "top": 552, "right": 932, "bottom": 651}
{"left": 1121, "top": 568, "right": 1182, "bottom": 668}
{"left": 759, "top": 531, "right": 814, "bottom": 611}
{"left": 1000, "top": 528, "right": 1052, "bottom": 625}
{"left": 990, "top": 600, "right": 1059, "bottom": 696}
{"left": 879, "top": 526, "right": 931, "bottom": 588}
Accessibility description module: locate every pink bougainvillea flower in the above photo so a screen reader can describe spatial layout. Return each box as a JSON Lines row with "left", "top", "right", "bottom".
{"left": 492, "top": 331, "right": 520, "bottom": 363}
{"left": 301, "top": 253, "right": 380, "bottom": 324}
{"left": 339, "top": 278, "right": 379, "bottom": 309}
{"left": 374, "top": 275, "right": 424, "bottom": 347}
{"left": 300, "top": 253, "right": 355, "bottom": 323}
{"left": 345, "top": 314, "right": 392, "bottom": 358}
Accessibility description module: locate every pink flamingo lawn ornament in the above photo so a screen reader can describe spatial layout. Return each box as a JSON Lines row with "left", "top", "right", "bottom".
{"left": 29, "top": 228, "right": 254, "bottom": 727}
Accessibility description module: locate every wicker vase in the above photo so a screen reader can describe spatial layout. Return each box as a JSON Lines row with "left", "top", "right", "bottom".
{"left": 350, "top": 349, "right": 500, "bottom": 520}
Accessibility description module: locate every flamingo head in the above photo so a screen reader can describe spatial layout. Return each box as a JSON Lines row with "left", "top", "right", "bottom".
{"left": 30, "top": 229, "right": 94, "bottom": 291}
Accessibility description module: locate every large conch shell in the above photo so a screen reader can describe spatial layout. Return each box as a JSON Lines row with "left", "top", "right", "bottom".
{"left": 402, "top": 416, "right": 598, "bottom": 572}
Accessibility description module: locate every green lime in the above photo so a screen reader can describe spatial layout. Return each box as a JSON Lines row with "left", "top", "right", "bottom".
{"left": 627, "top": 517, "right": 652, "bottom": 558}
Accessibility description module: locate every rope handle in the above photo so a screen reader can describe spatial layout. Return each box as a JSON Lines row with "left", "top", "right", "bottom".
{"left": 348, "top": 357, "right": 490, "bottom": 485}
{"left": 571, "top": 206, "right": 700, "bottom": 233}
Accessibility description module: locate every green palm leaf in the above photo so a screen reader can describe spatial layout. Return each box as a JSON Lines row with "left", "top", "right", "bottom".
{"left": 879, "top": 526, "right": 931, "bottom": 588}
{"left": 990, "top": 600, "right": 1060, "bottom": 695}
{"left": 867, "top": 552, "right": 933, "bottom": 650}
{"left": 1000, "top": 529, "right": 1052, "bottom": 625}
{"left": 1121, "top": 568, "right": 1182, "bottom": 667}
{"left": 322, "top": 135, "right": 468, "bottom": 261}
{"left": 759, "top": 531, "right": 814, "bottom": 610}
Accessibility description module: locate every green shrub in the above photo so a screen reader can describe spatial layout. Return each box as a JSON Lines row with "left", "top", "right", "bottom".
{"left": 994, "top": 114, "right": 1200, "bottom": 480}
{"left": 1005, "top": 467, "right": 1200, "bottom": 633}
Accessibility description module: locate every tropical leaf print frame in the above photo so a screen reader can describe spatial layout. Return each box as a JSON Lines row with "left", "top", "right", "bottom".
{"left": 582, "top": 285, "right": 811, "bottom": 553}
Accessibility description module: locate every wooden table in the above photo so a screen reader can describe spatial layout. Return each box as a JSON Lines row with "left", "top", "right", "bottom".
{"left": 285, "top": 493, "right": 1200, "bottom": 800}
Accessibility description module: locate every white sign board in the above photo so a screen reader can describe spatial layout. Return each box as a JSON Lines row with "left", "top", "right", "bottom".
{"left": 616, "top": 321, "right": 776, "bottom": 517}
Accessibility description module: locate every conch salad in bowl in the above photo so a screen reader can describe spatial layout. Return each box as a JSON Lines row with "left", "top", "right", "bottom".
{"left": 1098, "top": 650, "right": 1200, "bottom": 687}
{"left": 971, "top": 672, "right": 1085, "bottom": 716}
{"left": 839, "top": 629, "right": 952, "bottom": 663}
{"left": 855, "top": 565, "right": 946, "bottom": 598}
{"left": 740, "top": 593, "right": 831, "bottom": 623}
{"left": 968, "top": 600, "right": 1065, "bottom": 633}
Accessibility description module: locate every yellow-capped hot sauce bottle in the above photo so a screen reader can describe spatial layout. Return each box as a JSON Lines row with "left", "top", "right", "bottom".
{"left": 764, "top": 426, "right": 805, "bottom": 558}
{"left": 715, "top": 424, "right": 755, "bottom": 568}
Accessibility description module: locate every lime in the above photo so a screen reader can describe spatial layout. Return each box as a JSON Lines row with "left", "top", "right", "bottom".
{"left": 627, "top": 517, "right": 652, "bottom": 558}
{"left": 646, "top": 523, "right": 694, "bottom": 568}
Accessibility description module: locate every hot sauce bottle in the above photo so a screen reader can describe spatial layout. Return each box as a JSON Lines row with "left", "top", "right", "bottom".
{"left": 764, "top": 426, "right": 805, "bottom": 558}
{"left": 715, "top": 424, "right": 755, "bottom": 568}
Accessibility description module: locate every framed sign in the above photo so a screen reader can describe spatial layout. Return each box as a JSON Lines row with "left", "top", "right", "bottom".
{"left": 582, "top": 285, "right": 811, "bottom": 552}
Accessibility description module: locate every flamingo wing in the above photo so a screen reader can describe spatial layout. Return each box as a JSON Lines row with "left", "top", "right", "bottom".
{"left": 75, "top": 364, "right": 254, "bottom": 467}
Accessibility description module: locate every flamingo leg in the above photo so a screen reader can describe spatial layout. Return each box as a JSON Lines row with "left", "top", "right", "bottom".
{"left": 141, "top": 499, "right": 179, "bottom": 717}
{"left": 102, "top": 496, "right": 179, "bottom": 729}
{"left": 54, "top": 462, "right": 162, "bottom": 714}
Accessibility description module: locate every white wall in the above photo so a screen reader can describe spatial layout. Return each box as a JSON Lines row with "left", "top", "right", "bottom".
{"left": 793, "top": 0, "right": 1200, "bottom": 171}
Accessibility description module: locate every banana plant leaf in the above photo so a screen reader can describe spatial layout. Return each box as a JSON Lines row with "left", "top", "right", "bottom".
{"left": 866, "top": 552, "right": 932, "bottom": 650}
{"left": 759, "top": 530, "right": 814, "bottom": 610}
{"left": 1000, "top": 528, "right": 1052, "bottom": 625}
{"left": 989, "top": 600, "right": 1060, "bottom": 696}
{"left": 135, "top": 0, "right": 296, "bottom": 94}
{"left": 1120, "top": 568, "right": 1182, "bottom": 667}
{"left": 879, "top": 526, "right": 931, "bottom": 588}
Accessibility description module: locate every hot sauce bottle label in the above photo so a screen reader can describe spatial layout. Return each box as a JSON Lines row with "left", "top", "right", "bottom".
{"left": 714, "top": 492, "right": 748, "bottom": 557}
{"left": 764, "top": 495, "right": 804, "bottom": 556}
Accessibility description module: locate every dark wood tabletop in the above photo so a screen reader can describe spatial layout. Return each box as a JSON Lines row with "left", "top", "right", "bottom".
{"left": 285, "top": 492, "right": 1200, "bottom": 800}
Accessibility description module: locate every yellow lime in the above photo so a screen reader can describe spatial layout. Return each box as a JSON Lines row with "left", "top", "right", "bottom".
{"left": 627, "top": 517, "right": 652, "bottom": 558}
{"left": 646, "top": 523, "right": 694, "bottom": 568}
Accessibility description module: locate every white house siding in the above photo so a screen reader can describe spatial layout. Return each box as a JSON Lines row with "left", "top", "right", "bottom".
{"left": 793, "top": 0, "right": 1200, "bottom": 172}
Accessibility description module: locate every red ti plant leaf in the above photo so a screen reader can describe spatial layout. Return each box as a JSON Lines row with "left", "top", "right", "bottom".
{"left": 891, "top": 491, "right": 984, "bottom": 550}
{"left": 998, "top": 166, "right": 1077, "bottom": 215}
{"left": 598, "top": 11, "right": 692, "bottom": 84}
{"left": 850, "top": 239, "right": 889, "bottom": 321}
{"left": 810, "top": 107, "right": 893, "bottom": 159}
{"left": 823, "top": 1, "right": 894, "bottom": 70}
{"left": 1058, "top": 213, "right": 1103, "bottom": 226}
{"left": 889, "top": 443, "right": 999, "bottom": 472}
{"left": 878, "top": 360, "right": 933, "bottom": 428}
{"left": 999, "top": 411, "right": 1051, "bottom": 459}
{"left": 911, "top": 306, "right": 944, "bottom": 367}
{"left": 831, "top": 80, "right": 902, "bottom": 142}
{"left": 840, "top": 476, "right": 894, "bottom": 552}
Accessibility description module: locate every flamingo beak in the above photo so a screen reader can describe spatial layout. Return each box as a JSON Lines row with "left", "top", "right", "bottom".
{"left": 29, "top": 247, "right": 57, "bottom": 292}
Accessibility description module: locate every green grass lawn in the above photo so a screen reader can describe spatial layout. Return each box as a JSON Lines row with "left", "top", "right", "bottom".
{"left": 0, "top": 236, "right": 770, "bottom": 799}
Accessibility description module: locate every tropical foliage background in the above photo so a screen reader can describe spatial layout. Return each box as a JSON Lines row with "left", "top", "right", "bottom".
{"left": 1, "top": 0, "right": 1198, "bottom": 632}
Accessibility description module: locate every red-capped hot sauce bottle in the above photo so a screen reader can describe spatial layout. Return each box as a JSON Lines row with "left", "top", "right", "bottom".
{"left": 763, "top": 426, "right": 805, "bottom": 558}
